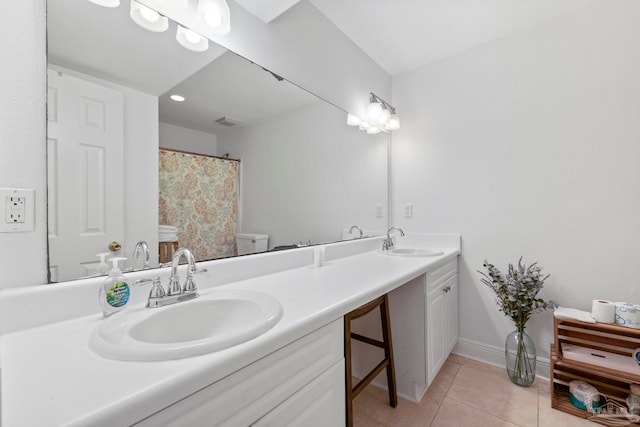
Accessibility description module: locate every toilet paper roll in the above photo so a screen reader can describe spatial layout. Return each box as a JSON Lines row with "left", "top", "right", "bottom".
{"left": 592, "top": 300, "right": 616, "bottom": 324}
{"left": 617, "top": 303, "right": 640, "bottom": 329}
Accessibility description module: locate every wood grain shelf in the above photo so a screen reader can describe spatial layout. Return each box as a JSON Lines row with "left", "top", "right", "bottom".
{"left": 551, "top": 318, "right": 640, "bottom": 425}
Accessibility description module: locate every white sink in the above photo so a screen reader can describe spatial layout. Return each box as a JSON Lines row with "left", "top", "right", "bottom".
{"left": 382, "top": 248, "right": 444, "bottom": 257}
{"left": 89, "top": 289, "right": 283, "bottom": 361}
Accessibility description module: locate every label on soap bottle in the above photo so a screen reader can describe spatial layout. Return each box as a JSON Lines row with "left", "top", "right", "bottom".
{"left": 106, "top": 282, "right": 130, "bottom": 308}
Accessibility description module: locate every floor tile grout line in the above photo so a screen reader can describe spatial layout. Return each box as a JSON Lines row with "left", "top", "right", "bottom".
{"left": 441, "top": 394, "right": 525, "bottom": 427}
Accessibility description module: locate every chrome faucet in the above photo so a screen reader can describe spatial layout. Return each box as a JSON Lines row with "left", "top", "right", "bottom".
{"left": 382, "top": 227, "right": 405, "bottom": 251}
{"left": 133, "top": 240, "right": 150, "bottom": 269}
{"left": 348, "top": 225, "right": 363, "bottom": 239}
{"left": 134, "top": 247, "right": 200, "bottom": 308}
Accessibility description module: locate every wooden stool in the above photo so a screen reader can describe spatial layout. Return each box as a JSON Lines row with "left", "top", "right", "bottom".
{"left": 344, "top": 294, "right": 397, "bottom": 427}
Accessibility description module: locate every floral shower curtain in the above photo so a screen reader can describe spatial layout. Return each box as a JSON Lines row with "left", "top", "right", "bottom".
{"left": 159, "top": 149, "right": 239, "bottom": 261}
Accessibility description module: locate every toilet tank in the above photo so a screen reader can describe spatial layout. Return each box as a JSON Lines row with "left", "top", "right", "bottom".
{"left": 236, "top": 233, "right": 269, "bottom": 255}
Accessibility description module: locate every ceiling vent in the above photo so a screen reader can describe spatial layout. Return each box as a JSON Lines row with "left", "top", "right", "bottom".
{"left": 215, "top": 116, "right": 242, "bottom": 127}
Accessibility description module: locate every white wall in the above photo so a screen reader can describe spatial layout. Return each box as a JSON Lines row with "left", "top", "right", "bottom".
{"left": 392, "top": 0, "right": 640, "bottom": 358}
{"left": 217, "top": 100, "right": 388, "bottom": 249}
{"left": 159, "top": 122, "right": 218, "bottom": 156}
{"left": 0, "top": 2, "right": 47, "bottom": 288}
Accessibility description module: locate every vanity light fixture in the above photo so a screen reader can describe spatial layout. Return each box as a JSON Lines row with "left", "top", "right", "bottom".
{"left": 170, "top": 94, "right": 186, "bottom": 102}
{"left": 130, "top": 0, "right": 169, "bottom": 32}
{"left": 176, "top": 25, "right": 209, "bottom": 52}
{"left": 347, "top": 92, "right": 400, "bottom": 134}
{"left": 198, "top": 0, "right": 231, "bottom": 35}
{"left": 88, "top": 0, "right": 120, "bottom": 7}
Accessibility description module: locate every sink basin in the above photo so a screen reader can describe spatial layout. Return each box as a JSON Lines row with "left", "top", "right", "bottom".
{"left": 89, "top": 289, "right": 283, "bottom": 361}
{"left": 382, "top": 248, "right": 444, "bottom": 257}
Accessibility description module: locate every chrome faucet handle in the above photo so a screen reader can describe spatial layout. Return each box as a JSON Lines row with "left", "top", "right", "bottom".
{"left": 182, "top": 263, "right": 199, "bottom": 294}
{"left": 134, "top": 276, "right": 166, "bottom": 306}
{"left": 167, "top": 276, "right": 182, "bottom": 296}
{"left": 148, "top": 277, "right": 166, "bottom": 299}
{"left": 182, "top": 277, "right": 197, "bottom": 294}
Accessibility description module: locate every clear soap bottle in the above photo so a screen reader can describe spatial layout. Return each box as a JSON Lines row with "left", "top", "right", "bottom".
{"left": 99, "top": 257, "right": 130, "bottom": 317}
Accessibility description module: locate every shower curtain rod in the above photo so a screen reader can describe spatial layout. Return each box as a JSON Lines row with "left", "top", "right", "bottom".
{"left": 160, "top": 148, "right": 241, "bottom": 163}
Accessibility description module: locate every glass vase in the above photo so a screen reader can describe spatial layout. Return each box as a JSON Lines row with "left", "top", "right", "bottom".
{"left": 505, "top": 327, "right": 536, "bottom": 387}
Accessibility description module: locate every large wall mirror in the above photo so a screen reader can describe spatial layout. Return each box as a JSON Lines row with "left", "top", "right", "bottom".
{"left": 46, "top": 0, "right": 388, "bottom": 283}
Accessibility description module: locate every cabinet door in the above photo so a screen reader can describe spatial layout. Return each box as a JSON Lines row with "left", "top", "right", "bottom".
{"left": 445, "top": 275, "right": 459, "bottom": 354}
{"left": 252, "top": 360, "right": 345, "bottom": 427}
{"left": 427, "top": 284, "right": 446, "bottom": 385}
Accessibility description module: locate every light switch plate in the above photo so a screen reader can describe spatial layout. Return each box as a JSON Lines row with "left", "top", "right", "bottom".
{"left": 0, "top": 188, "right": 35, "bottom": 232}
{"left": 404, "top": 203, "right": 413, "bottom": 218}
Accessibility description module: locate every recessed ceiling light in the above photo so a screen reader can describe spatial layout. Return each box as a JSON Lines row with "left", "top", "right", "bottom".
{"left": 170, "top": 94, "right": 186, "bottom": 102}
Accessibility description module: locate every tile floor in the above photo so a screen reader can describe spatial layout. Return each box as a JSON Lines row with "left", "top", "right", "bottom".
{"left": 353, "top": 354, "right": 597, "bottom": 427}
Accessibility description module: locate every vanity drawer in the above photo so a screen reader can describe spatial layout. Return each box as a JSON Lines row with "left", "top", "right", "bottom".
{"left": 135, "top": 319, "right": 343, "bottom": 427}
{"left": 426, "top": 259, "right": 457, "bottom": 292}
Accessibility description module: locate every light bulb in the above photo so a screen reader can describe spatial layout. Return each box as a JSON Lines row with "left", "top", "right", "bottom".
{"left": 378, "top": 108, "right": 390, "bottom": 126}
{"left": 185, "top": 29, "right": 202, "bottom": 44}
{"left": 366, "top": 101, "right": 383, "bottom": 122}
{"left": 139, "top": 5, "right": 160, "bottom": 22}
{"left": 130, "top": 0, "right": 169, "bottom": 32}
{"left": 386, "top": 114, "right": 400, "bottom": 130}
{"left": 346, "top": 113, "right": 361, "bottom": 126}
{"left": 198, "top": 0, "right": 231, "bottom": 34}
{"left": 170, "top": 95, "right": 185, "bottom": 102}
{"left": 205, "top": 12, "right": 223, "bottom": 27}
{"left": 359, "top": 122, "right": 371, "bottom": 131}
{"left": 176, "top": 25, "right": 209, "bottom": 52}
{"left": 367, "top": 126, "right": 381, "bottom": 134}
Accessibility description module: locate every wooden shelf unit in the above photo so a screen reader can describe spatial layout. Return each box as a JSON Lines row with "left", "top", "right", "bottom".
{"left": 551, "top": 317, "right": 640, "bottom": 423}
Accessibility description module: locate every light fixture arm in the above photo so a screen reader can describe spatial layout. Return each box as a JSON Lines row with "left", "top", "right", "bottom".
{"left": 369, "top": 92, "right": 396, "bottom": 114}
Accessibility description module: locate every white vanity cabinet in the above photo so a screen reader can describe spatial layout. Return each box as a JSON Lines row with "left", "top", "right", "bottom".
{"left": 426, "top": 259, "right": 458, "bottom": 385}
{"left": 356, "top": 257, "right": 459, "bottom": 403}
{"left": 135, "top": 320, "right": 344, "bottom": 427}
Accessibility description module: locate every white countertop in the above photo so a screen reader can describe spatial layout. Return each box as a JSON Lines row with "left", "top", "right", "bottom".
{"left": 1, "top": 238, "right": 459, "bottom": 426}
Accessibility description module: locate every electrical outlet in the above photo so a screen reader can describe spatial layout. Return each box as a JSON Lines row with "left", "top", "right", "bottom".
{"left": 6, "top": 196, "right": 26, "bottom": 223}
{"left": 375, "top": 204, "right": 383, "bottom": 218}
{"left": 0, "top": 188, "right": 35, "bottom": 232}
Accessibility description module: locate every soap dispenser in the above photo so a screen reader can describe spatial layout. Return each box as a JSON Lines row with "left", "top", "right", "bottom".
{"left": 99, "top": 257, "right": 130, "bottom": 317}
{"left": 95, "top": 252, "right": 111, "bottom": 275}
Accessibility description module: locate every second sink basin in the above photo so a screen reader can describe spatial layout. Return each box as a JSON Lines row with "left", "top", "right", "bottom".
{"left": 383, "top": 248, "right": 444, "bottom": 257}
{"left": 89, "top": 289, "right": 283, "bottom": 361}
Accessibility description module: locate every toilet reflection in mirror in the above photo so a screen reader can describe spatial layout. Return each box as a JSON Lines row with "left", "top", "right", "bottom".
{"left": 46, "top": 0, "right": 388, "bottom": 283}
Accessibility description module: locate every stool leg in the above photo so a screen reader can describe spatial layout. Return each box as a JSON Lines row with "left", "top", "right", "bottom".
{"left": 344, "top": 315, "right": 354, "bottom": 427}
{"left": 381, "top": 294, "right": 398, "bottom": 407}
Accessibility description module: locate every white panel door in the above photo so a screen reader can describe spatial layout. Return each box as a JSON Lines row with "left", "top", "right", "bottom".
{"left": 427, "top": 284, "right": 446, "bottom": 385}
{"left": 445, "top": 275, "right": 459, "bottom": 354}
{"left": 47, "top": 69, "right": 124, "bottom": 282}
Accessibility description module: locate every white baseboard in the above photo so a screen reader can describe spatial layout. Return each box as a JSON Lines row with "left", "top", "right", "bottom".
{"left": 453, "top": 338, "right": 550, "bottom": 381}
